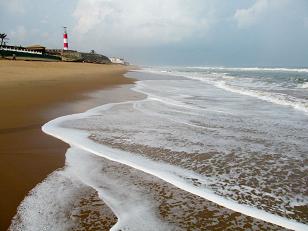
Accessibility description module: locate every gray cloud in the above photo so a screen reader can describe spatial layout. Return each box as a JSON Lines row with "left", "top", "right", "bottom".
{"left": 72, "top": 0, "right": 211, "bottom": 46}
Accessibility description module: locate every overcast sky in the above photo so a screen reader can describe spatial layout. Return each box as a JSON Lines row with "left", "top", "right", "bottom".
{"left": 1, "top": 0, "right": 308, "bottom": 66}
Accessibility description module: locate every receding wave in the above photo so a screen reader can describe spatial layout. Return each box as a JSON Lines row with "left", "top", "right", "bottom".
{"left": 39, "top": 94, "right": 307, "bottom": 230}
{"left": 9, "top": 170, "right": 99, "bottom": 230}
{"left": 10, "top": 146, "right": 172, "bottom": 231}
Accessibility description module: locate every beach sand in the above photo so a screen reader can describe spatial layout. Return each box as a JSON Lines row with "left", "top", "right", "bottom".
{"left": 0, "top": 60, "right": 137, "bottom": 230}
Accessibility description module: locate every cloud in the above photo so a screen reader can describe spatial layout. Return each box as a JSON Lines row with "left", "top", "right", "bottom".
{"left": 234, "top": 0, "right": 292, "bottom": 29}
{"left": 0, "top": 0, "right": 25, "bottom": 14}
{"left": 73, "top": 0, "right": 210, "bottom": 46}
{"left": 234, "top": 0, "right": 269, "bottom": 28}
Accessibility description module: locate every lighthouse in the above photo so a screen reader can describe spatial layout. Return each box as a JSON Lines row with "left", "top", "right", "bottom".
{"left": 63, "top": 27, "right": 68, "bottom": 50}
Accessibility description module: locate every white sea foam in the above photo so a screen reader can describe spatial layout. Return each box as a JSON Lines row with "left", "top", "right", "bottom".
{"left": 10, "top": 145, "right": 173, "bottom": 231}
{"left": 65, "top": 147, "right": 174, "bottom": 231}
{"left": 42, "top": 99, "right": 308, "bottom": 231}
{"left": 213, "top": 80, "right": 308, "bottom": 114}
{"left": 202, "top": 77, "right": 307, "bottom": 114}
{"left": 9, "top": 170, "right": 89, "bottom": 231}
{"left": 185, "top": 66, "right": 308, "bottom": 73}
{"left": 137, "top": 68, "right": 308, "bottom": 114}
{"left": 300, "top": 82, "right": 308, "bottom": 89}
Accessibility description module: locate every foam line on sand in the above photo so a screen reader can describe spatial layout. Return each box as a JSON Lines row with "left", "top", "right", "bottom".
{"left": 42, "top": 100, "right": 308, "bottom": 231}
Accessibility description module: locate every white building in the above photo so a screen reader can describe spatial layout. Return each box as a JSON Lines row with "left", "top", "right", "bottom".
{"left": 109, "top": 57, "right": 125, "bottom": 64}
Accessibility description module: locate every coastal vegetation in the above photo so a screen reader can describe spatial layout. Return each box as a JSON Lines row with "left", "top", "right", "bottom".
{"left": 0, "top": 33, "right": 8, "bottom": 46}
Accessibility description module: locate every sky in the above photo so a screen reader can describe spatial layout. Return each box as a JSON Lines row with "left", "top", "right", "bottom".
{"left": 0, "top": 0, "right": 308, "bottom": 66}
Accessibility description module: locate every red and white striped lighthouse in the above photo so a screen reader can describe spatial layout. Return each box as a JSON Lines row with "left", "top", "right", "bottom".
{"left": 63, "top": 27, "right": 68, "bottom": 50}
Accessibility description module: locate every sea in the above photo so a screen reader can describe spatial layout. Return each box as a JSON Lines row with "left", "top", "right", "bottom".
{"left": 10, "top": 66, "right": 308, "bottom": 230}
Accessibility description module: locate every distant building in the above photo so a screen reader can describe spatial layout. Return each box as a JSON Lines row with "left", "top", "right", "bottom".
{"left": 0, "top": 45, "right": 61, "bottom": 61}
{"left": 26, "top": 45, "right": 46, "bottom": 53}
{"left": 109, "top": 57, "right": 125, "bottom": 65}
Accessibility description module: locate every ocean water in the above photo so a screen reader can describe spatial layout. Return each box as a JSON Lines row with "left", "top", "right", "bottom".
{"left": 10, "top": 67, "right": 308, "bottom": 230}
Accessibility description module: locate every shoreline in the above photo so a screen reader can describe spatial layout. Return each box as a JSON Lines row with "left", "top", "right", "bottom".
{"left": 41, "top": 87, "right": 306, "bottom": 231}
{"left": 36, "top": 70, "right": 305, "bottom": 230}
{"left": 2, "top": 61, "right": 306, "bottom": 230}
{"left": 0, "top": 60, "right": 139, "bottom": 230}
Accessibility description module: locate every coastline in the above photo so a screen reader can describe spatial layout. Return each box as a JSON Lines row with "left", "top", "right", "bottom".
{"left": 0, "top": 60, "right": 139, "bottom": 230}
{"left": 37, "top": 72, "right": 306, "bottom": 231}
{"left": 2, "top": 62, "right": 306, "bottom": 230}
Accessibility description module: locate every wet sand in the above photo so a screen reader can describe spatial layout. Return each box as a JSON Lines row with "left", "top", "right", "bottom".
{"left": 0, "top": 60, "right": 136, "bottom": 230}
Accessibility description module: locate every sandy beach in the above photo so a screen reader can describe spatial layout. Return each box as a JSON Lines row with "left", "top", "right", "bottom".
{"left": 1, "top": 61, "right": 305, "bottom": 230}
{"left": 0, "top": 60, "right": 136, "bottom": 230}
{"left": 1, "top": 1, "right": 307, "bottom": 230}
